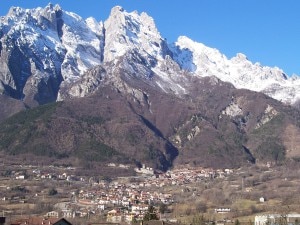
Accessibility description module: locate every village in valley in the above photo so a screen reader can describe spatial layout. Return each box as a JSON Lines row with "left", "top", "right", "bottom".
{"left": 1, "top": 160, "right": 300, "bottom": 225}
{"left": 0, "top": 161, "right": 234, "bottom": 224}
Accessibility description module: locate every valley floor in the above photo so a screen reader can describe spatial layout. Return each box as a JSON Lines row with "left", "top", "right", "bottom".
{"left": 0, "top": 159, "right": 300, "bottom": 225}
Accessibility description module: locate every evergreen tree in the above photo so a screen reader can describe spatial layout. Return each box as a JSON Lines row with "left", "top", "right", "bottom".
{"left": 48, "top": 187, "right": 58, "bottom": 196}
{"left": 235, "top": 219, "right": 240, "bottom": 225}
{"left": 143, "top": 205, "right": 159, "bottom": 221}
{"left": 159, "top": 203, "right": 167, "bottom": 214}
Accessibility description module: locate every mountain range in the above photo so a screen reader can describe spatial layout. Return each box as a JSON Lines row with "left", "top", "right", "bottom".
{"left": 0, "top": 4, "right": 300, "bottom": 171}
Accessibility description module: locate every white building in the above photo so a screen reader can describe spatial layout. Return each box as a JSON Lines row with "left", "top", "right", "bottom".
{"left": 98, "top": 204, "right": 105, "bottom": 210}
{"left": 255, "top": 214, "right": 300, "bottom": 225}
{"left": 62, "top": 209, "right": 74, "bottom": 218}
{"left": 45, "top": 211, "right": 59, "bottom": 218}
{"left": 215, "top": 208, "right": 231, "bottom": 213}
{"left": 259, "top": 197, "right": 265, "bottom": 203}
{"left": 16, "top": 175, "right": 25, "bottom": 180}
{"left": 135, "top": 164, "right": 154, "bottom": 175}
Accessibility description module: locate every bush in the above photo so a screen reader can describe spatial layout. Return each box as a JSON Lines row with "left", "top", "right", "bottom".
{"left": 48, "top": 188, "right": 58, "bottom": 196}
{"left": 196, "top": 202, "right": 207, "bottom": 213}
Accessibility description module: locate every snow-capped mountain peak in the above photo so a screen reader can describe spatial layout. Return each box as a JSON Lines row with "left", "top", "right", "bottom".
{"left": 0, "top": 4, "right": 105, "bottom": 104}
{"left": 170, "top": 35, "right": 228, "bottom": 74}
{"left": 1, "top": 4, "right": 300, "bottom": 106}
{"left": 103, "top": 6, "right": 166, "bottom": 63}
{"left": 170, "top": 35, "right": 300, "bottom": 104}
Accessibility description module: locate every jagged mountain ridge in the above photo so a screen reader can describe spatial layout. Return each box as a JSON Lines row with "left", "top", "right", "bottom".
{"left": 0, "top": 3, "right": 299, "bottom": 110}
{"left": 171, "top": 36, "right": 300, "bottom": 105}
{"left": 0, "top": 3, "right": 104, "bottom": 106}
{"left": 1, "top": 4, "right": 300, "bottom": 170}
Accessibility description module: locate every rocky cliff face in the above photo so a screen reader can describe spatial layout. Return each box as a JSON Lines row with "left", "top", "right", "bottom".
{"left": 1, "top": 4, "right": 299, "bottom": 111}
{"left": 1, "top": 63, "right": 300, "bottom": 170}
{"left": 0, "top": 3, "right": 104, "bottom": 107}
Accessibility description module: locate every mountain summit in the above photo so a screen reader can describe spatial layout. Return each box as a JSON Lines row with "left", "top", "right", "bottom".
{"left": 1, "top": 5, "right": 300, "bottom": 170}
{"left": 0, "top": 4, "right": 299, "bottom": 107}
{"left": 171, "top": 36, "right": 300, "bottom": 105}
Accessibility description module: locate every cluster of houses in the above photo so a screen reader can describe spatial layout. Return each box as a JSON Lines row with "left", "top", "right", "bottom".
{"left": 54, "top": 182, "right": 173, "bottom": 222}
{"left": 0, "top": 216, "right": 176, "bottom": 225}
{"left": 31, "top": 168, "right": 82, "bottom": 182}
{"left": 47, "top": 166, "right": 236, "bottom": 223}
{"left": 1, "top": 163, "right": 237, "bottom": 224}
{"left": 0, "top": 165, "right": 80, "bottom": 182}
{"left": 157, "top": 167, "right": 234, "bottom": 185}
{"left": 2, "top": 213, "right": 300, "bottom": 225}
{"left": 2, "top": 163, "right": 234, "bottom": 186}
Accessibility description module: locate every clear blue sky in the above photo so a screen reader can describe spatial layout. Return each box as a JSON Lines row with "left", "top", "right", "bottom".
{"left": 1, "top": 0, "right": 300, "bottom": 76}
